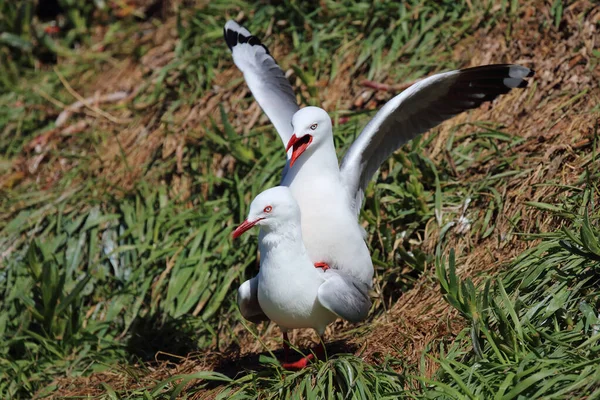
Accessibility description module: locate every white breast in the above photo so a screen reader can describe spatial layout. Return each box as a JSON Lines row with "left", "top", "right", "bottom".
{"left": 284, "top": 171, "right": 374, "bottom": 284}
{"left": 257, "top": 236, "right": 336, "bottom": 332}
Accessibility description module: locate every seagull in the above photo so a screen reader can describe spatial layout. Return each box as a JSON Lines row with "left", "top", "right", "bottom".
{"left": 233, "top": 186, "right": 371, "bottom": 369}
{"left": 224, "top": 20, "right": 533, "bottom": 325}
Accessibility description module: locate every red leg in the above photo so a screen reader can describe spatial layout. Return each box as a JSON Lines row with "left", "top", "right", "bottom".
{"left": 282, "top": 353, "right": 314, "bottom": 370}
{"left": 283, "top": 332, "right": 290, "bottom": 363}
{"left": 314, "top": 262, "right": 330, "bottom": 271}
{"left": 281, "top": 339, "right": 326, "bottom": 370}
{"left": 315, "top": 340, "right": 325, "bottom": 358}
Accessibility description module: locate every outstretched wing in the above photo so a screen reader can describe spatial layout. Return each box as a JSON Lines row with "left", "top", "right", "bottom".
{"left": 339, "top": 64, "right": 534, "bottom": 214}
{"left": 224, "top": 20, "right": 300, "bottom": 152}
{"left": 238, "top": 276, "right": 269, "bottom": 324}
{"left": 318, "top": 270, "right": 372, "bottom": 323}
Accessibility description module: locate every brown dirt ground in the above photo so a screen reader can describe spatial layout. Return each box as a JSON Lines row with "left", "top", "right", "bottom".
{"left": 28, "top": 0, "right": 600, "bottom": 398}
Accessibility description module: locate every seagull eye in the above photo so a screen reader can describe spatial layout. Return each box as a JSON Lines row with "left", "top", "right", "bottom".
{"left": 263, "top": 206, "right": 272, "bottom": 213}
{"left": 310, "top": 123, "right": 318, "bottom": 130}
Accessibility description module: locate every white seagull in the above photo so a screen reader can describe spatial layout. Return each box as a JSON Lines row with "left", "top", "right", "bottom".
{"left": 224, "top": 21, "right": 533, "bottom": 327}
{"left": 233, "top": 186, "right": 371, "bottom": 369}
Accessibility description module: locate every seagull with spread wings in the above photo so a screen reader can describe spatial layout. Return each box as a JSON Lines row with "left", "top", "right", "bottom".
{"left": 224, "top": 20, "right": 533, "bottom": 336}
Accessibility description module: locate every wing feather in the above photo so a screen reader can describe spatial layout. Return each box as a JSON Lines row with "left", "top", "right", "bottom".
{"left": 238, "top": 276, "right": 269, "bottom": 324}
{"left": 318, "top": 270, "right": 371, "bottom": 323}
{"left": 340, "top": 64, "right": 534, "bottom": 213}
{"left": 224, "top": 20, "right": 299, "bottom": 151}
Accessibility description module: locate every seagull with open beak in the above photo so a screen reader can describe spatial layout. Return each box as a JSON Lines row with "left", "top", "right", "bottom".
{"left": 224, "top": 20, "right": 533, "bottom": 299}
{"left": 224, "top": 22, "right": 533, "bottom": 366}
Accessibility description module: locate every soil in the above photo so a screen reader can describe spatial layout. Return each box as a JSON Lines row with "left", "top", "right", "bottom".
{"left": 31, "top": 0, "right": 600, "bottom": 397}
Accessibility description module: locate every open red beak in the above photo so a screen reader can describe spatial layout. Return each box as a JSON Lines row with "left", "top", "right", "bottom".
{"left": 232, "top": 218, "right": 264, "bottom": 239}
{"left": 286, "top": 134, "right": 313, "bottom": 168}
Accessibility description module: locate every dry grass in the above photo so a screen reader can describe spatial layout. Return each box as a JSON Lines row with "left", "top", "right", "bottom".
{"left": 3, "top": 0, "right": 599, "bottom": 398}
{"left": 358, "top": 0, "right": 599, "bottom": 373}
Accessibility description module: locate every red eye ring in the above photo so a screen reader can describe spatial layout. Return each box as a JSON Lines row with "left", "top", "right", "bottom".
{"left": 264, "top": 206, "right": 272, "bottom": 213}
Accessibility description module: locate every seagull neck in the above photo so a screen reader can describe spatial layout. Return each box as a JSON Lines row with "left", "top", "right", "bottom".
{"left": 260, "top": 222, "right": 311, "bottom": 268}
{"left": 261, "top": 221, "right": 304, "bottom": 247}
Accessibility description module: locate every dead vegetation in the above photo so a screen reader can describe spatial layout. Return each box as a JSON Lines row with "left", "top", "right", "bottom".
{"left": 359, "top": 0, "right": 599, "bottom": 371}
{"left": 2, "top": 0, "right": 599, "bottom": 398}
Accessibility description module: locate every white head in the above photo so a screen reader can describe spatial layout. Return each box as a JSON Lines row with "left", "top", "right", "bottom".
{"left": 286, "top": 106, "right": 333, "bottom": 168}
{"left": 232, "top": 186, "right": 301, "bottom": 238}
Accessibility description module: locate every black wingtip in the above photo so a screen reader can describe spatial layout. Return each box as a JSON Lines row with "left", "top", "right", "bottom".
{"left": 223, "top": 22, "right": 270, "bottom": 55}
{"left": 457, "top": 64, "right": 535, "bottom": 91}
{"left": 447, "top": 64, "right": 535, "bottom": 111}
{"left": 223, "top": 26, "right": 238, "bottom": 51}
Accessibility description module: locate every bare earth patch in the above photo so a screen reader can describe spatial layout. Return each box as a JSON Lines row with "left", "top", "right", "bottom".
{"left": 30, "top": 0, "right": 599, "bottom": 397}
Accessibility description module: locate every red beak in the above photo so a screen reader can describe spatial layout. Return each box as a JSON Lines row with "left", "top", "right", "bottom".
{"left": 286, "top": 134, "right": 313, "bottom": 168}
{"left": 232, "top": 218, "right": 264, "bottom": 239}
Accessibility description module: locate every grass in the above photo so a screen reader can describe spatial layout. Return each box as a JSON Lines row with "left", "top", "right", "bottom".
{"left": 145, "top": 178, "right": 600, "bottom": 399}
{"left": 430, "top": 183, "right": 600, "bottom": 399}
{"left": 1, "top": 0, "right": 599, "bottom": 398}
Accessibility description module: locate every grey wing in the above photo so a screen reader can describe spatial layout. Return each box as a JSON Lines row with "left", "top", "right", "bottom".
{"left": 224, "top": 20, "right": 299, "bottom": 153}
{"left": 238, "top": 276, "right": 269, "bottom": 324}
{"left": 318, "top": 271, "right": 372, "bottom": 323}
{"left": 339, "top": 64, "right": 534, "bottom": 214}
